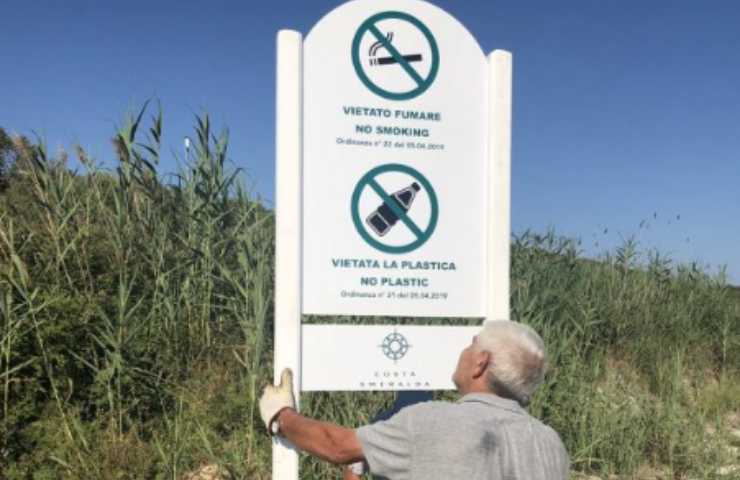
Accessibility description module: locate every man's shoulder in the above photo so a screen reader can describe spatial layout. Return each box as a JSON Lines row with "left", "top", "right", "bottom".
{"left": 539, "top": 422, "right": 568, "bottom": 450}
{"left": 379, "top": 399, "right": 462, "bottom": 429}
{"left": 400, "top": 398, "right": 507, "bottom": 428}
{"left": 402, "top": 399, "right": 459, "bottom": 417}
{"left": 511, "top": 414, "right": 568, "bottom": 456}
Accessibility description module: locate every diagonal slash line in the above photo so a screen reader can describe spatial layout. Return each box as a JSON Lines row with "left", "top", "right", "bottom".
{"left": 367, "top": 178, "right": 425, "bottom": 239}
{"left": 368, "top": 24, "right": 425, "bottom": 87}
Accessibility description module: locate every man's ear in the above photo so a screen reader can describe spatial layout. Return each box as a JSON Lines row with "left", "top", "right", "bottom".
{"left": 472, "top": 350, "right": 491, "bottom": 379}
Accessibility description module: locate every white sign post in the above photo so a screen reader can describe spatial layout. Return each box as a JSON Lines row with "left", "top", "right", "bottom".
{"left": 273, "top": 29, "right": 303, "bottom": 479}
{"left": 274, "top": 0, "right": 511, "bottom": 477}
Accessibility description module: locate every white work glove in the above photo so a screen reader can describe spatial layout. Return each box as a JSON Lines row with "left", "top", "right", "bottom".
{"left": 347, "top": 461, "right": 366, "bottom": 476}
{"left": 259, "top": 368, "right": 296, "bottom": 435}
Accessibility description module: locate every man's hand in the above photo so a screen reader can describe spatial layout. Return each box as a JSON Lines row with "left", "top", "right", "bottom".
{"left": 259, "top": 368, "right": 296, "bottom": 434}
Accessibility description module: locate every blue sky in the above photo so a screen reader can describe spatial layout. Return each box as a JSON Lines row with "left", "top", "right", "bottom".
{"left": 1, "top": 0, "right": 738, "bottom": 283}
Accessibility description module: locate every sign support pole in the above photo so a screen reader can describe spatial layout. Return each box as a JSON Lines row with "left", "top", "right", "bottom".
{"left": 274, "top": 29, "right": 303, "bottom": 480}
{"left": 487, "top": 50, "right": 512, "bottom": 322}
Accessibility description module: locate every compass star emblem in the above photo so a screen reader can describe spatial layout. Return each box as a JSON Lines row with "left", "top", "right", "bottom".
{"left": 379, "top": 331, "right": 411, "bottom": 361}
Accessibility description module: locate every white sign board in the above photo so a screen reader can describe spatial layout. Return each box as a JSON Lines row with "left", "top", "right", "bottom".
{"left": 302, "top": 0, "right": 489, "bottom": 317}
{"left": 302, "top": 325, "right": 480, "bottom": 391}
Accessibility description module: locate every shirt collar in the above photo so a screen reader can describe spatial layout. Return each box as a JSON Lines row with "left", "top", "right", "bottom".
{"left": 457, "top": 392, "right": 526, "bottom": 415}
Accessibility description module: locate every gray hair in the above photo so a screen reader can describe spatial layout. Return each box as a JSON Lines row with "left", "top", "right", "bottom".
{"left": 475, "top": 320, "right": 547, "bottom": 406}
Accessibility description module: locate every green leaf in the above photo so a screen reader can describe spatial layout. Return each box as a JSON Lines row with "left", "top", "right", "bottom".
{"left": 129, "top": 100, "right": 151, "bottom": 142}
{"left": 10, "top": 253, "right": 29, "bottom": 288}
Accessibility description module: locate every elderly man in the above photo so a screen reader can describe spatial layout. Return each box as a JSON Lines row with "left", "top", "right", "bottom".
{"left": 259, "top": 320, "right": 569, "bottom": 479}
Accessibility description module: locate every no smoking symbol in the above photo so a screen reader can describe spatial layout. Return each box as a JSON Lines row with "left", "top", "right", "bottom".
{"left": 352, "top": 11, "right": 440, "bottom": 101}
{"left": 351, "top": 164, "right": 438, "bottom": 254}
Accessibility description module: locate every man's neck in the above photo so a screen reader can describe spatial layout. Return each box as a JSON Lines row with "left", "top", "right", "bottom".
{"left": 459, "top": 384, "right": 497, "bottom": 396}
{"left": 459, "top": 386, "right": 525, "bottom": 408}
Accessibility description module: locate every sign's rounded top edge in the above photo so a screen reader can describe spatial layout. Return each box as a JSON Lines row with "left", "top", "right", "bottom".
{"left": 303, "top": 0, "right": 486, "bottom": 58}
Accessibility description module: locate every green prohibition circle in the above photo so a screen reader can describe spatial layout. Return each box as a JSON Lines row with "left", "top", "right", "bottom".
{"left": 351, "top": 164, "right": 438, "bottom": 254}
{"left": 351, "top": 11, "right": 440, "bottom": 101}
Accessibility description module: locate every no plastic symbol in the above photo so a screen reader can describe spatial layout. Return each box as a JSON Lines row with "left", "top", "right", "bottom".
{"left": 352, "top": 11, "right": 440, "bottom": 101}
{"left": 351, "top": 164, "right": 438, "bottom": 254}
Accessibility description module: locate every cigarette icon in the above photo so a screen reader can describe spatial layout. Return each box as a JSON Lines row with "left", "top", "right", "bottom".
{"left": 370, "top": 54, "right": 423, "bottom": 66}
{"left": 368, "top": 32, "right": 423, "bottom": 67}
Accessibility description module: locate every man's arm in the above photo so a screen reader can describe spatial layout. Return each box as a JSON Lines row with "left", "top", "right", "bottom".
{"left": 277, "top": 408, "right": 365, "bottom": 465}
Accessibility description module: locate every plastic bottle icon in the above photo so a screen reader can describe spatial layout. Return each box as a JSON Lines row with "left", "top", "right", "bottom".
{"left": 366, "top": 182, "right": 421, "bottom": 236}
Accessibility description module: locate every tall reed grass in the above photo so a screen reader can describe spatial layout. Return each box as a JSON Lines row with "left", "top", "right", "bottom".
{"left": 0, "top": 107, "right": 738, "bottom": 479}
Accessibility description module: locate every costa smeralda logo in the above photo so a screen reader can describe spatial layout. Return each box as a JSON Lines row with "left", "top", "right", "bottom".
{"left": 379, "top": 331, "right": 411, "bottom": 362}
